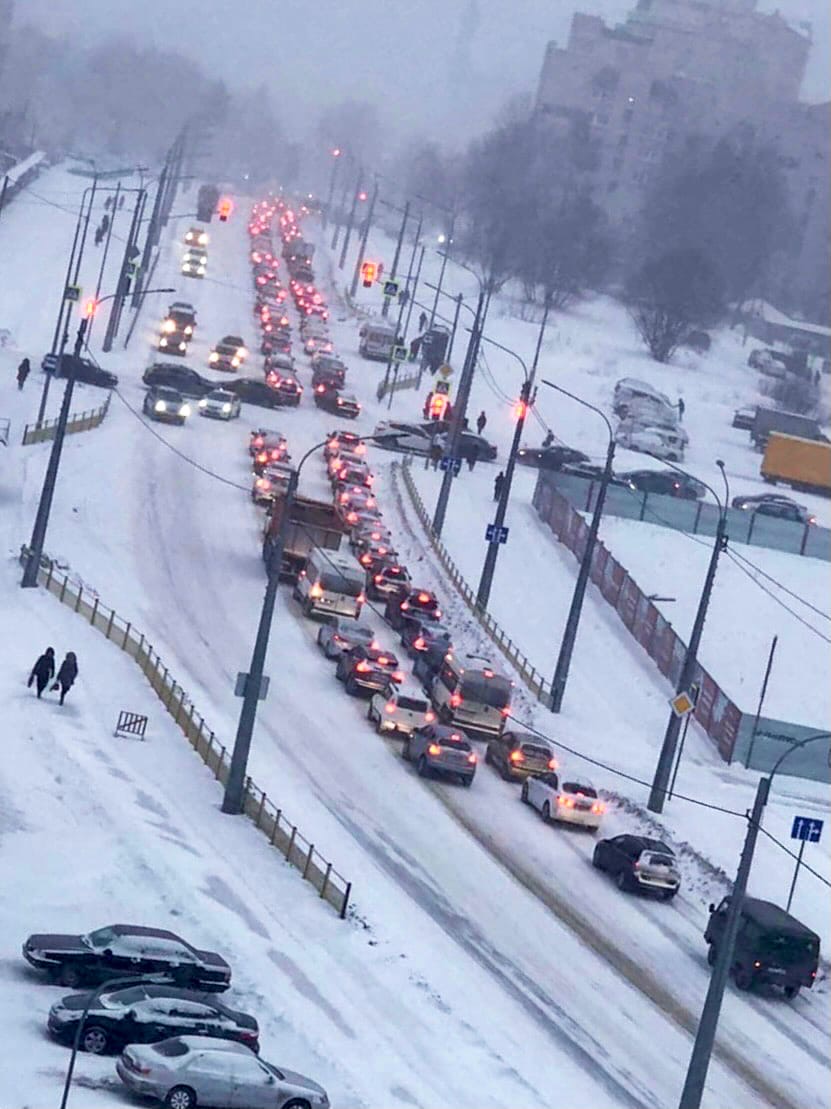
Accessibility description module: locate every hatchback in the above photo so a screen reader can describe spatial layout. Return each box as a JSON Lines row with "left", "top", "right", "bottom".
{"left": 368, "top": 681, "right": 435, "bottom": 736}
{"left": 486, "top": 731, "right": 558, "bottom": 781}
{"left": 404, "top": 724, "right": 477, "bottom": 786}
{"left": 592, "top": 834, "right": 680, "bottom": 900}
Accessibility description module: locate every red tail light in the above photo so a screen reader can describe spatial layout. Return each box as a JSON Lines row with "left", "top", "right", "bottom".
{"left": 501, "top": 706, "right": 510, "bottom": 717}
{"left": 392, "top": 670, "right": 403, "bottom": 682}
{"left": 253, "top": 436, "right": 264, "bottom": 448}
{"left": 357, "top": 592, "right": 366, "bottom": 604}
{"left": 361, "top": 554, "right": 371, "bottom": 566}
{"left": 450, "top": 692, "right": 462, "bottom": 709}
{"left": 385, "top": 702, "right": 396, "bottom": 714}
{"left": 413, "top": 637, "right": 425, "bottom": 651}
{"left": 418, "top": 592, "right": 430, "bottom": 603}
{"left": 400, "top": 601, "right": 410, "bottom": 611}
{"left": 548, "top": 757, "right": 558, "bottom": 770}
{"left": 355, "top": 660, "right": 371, "bottom": 673}
{"left": 309, "top": 582, "right": 323, "bottom": 599}
{"left": 591, "top": 802, "right": 605, "bottom": 814}
{"left": 467, "top": 752, "right": 478, "bottom": 764}
{"left": 256, "top": 451, "right": 268, "bottom": 464}
{"left": 373, "top": 573, "right": 383, "bottom": 583}
{"left": 427, "top": 743, "right": 442, "bottom": 756}
{"left": 377, "top": 656, "right": 389, "bottom": 665}
{"left": 425, "top": 710, "right": 435, "bottom": 722}
{"left": 509, "top": 750, "right": 524, "bottom": 763}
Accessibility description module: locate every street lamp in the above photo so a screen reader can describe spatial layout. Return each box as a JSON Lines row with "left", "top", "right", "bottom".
{"left": 322, "top": 146, "right": 342, "bottom": 231}
{"left": 541, "top": 381, "right": 617, "bottom": 713}
{"left": 429, "top": 208, "right": 456, "bottom": 327}
{"left": 647, "top": 458, "right": 730, "bottom": 814}
{"left": 678, "top": 730, "right": 830, "bottom": 1109}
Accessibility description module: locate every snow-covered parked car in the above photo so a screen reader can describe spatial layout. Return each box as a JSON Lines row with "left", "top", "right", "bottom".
{"left": 520, "top": 771, "right": 605, "bottom": 830}
{"left": 614, "top": 420, "right": 688, "bottom": 461}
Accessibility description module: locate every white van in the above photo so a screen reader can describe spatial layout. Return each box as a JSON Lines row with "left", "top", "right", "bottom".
{"left": 430, "top": 653, "right": 513, "bottom": 738}
{"left": 294, "top": 548, "right": 365, "bottom": 619}
{"left": 359, "top": 319, "right": 397, "bottom": 361}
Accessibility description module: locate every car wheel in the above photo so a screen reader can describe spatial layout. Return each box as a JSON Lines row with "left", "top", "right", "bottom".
{"left": 541, "top": 801, "right": 552, "bottom": 824}
{"left": 81, "top": 1025, "right": 110, "bottom": 1054}
{"left": 367, "top": 704, "right": 376, "bottom": 722}
{"left": 484, "top": 746, "right": 493, "bottom": 765}
{"left": 707, "top": 944, "right": 718, "bottom": 967}
{"left": 58, "top": 965, "right": 82, "bottom": 988}
{"left": 784, "top": 984, "right": 801, "bottom": 1000}
{"left": 733, "top": 967, "right": 753, "bottom": 991}
{"left": 402, "top": 739, "right": 411, "bottom": 761}
{"left": 416, "top": 755, "right": 429, "bottom": 778}
{"left": 345, "top": 677, "right": 358, "bottom": 695}
{"left": 460, "top": 775, "right": 472, "bottom": 787}
{"left": 282, "top": 1100, "right": 312, "bottom": 1109}
{"left": 520, "top": 782, "right": 529, "bottom": 804}
{"left": 661, "top": 888, "right": 677, "bottom": 901}
{"left": 591, "top": 846, "right": 603, "bottom": 869}
{"left": 616, "top": 869, "right": 630, "bottom": 893}
{"left": 165, "top": 1087, "right": 197, "bottom": 1109}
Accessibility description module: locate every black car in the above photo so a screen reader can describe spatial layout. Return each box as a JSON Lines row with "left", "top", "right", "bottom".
{"left": 47, "top": 985, "right": 258, "bottom": 1055}
{"left": 621, "top": 469, "right": 706, "bottom": 500}
{"left": 731, "top": 494, "right": 814, "bottom": 524}
{"left": 386, "top": 588, "right": 442, "bottom": 631}
{"left": 143, "top": 386, "right": 191, "bottom": 425}
{"left": 312, "top": 364, "right": 346, "bottom": 390}
{"left": 336, "top": 645, "right": 403, "bottom": 696}
{"left": 43, "top": 353, "right": 118, "bottom": 389}
{"left": 142, "top": 363, "right": 217, "bottom": 398}
{"left": 22, "top": 924, "right": 231, "bottom": 990}
{"left": 265, "top": 372, "right": 303, "bottom": 407}
{"left": 314, "top": 383, "right": 360, "bottom": 418}
{"left": 592, "top": 835, "right": 681, "bottom": 900}
{"left": 456, "top": 432, "right": 497, "bottom": 462}
{"left": 517, "top": 445, "right": 589, "bottom": 471}
{"left": 559, "top": 460, "right": 627, "bottom": 485}
{"left": 224, "top": 378, "right": 284, "bottom": 410}
{"left": 400, "top": 617, "right": 452, "bottom": 658}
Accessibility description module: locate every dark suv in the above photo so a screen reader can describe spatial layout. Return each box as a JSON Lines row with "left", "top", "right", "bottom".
{"left": 142, "top": 364, "right": 216, "bottom": 398}
{"left": 592, "top": 834, "right": 681, "bottom": 900}
{"left": 386, "top": 589, "right": 442, "bottom": 632}
{"left": 336, "top": 645, "right": 403, "bottom": 696}
{"left": 485, "top": 731, "right": 558, "bottom": 781}
{"left": 704, "top": 896, "right": 820, "bottom": 999}
{"left": 621, "top": 469, "right": 706, "bottom": 500}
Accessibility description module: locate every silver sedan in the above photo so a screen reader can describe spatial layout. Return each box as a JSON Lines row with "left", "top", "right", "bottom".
{"left": 116, "top": 1035, "right": 329, "bottom": 1109}
{"left": 317, "top": 617, "right": 376, "bottom": 660}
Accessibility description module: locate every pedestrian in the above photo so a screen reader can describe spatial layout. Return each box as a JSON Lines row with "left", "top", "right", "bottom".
{"left": 476, "top": 410, "right": 487, "bottom": 435}
{"left": 409, "top": 335, "right": 422, "bottom": 360}
{"left": 399, "top": 288, "right": 410, "bottom": 308}
{"left": 462, "top": 415, "right": 469, "bottom": 431}
{"left": 467, "top": 446, "right": 478, "bottom": 472}
{"left": 16, "top": 357, "right": 30, "bottom": 390}
{"left": 419, "top": 310, "right": 428, "bottom": 333}
{"left": 494, "top": 471, "right": 505, "bottom": 501}
{"left": 101, "top": 213, "right": 110, "bottom": 235}
{"left": 104, "top": 196, "right": 112, "bottom": 211}
{"left": 52, "top": 651, "right": 78, "bottom": 706}
{"left": 429, "top": 437, "right": 443, "bottom": 471}
{"left": 677, "top": 396, "right": 685, "bottom": 422}
{"left": 28, "top": 647, "right": 55, "bottom": 699}
{"left": 94, "top": 226, "right": 103, "bottom": 247}
{"left": 814, "top": 369, "right": 821, "bottom": 386}
{"left": 542, "top": 429, "right": 554, "bottom": 448}
{"left": 118, "top": 194, "right": 125, "bottom": 209}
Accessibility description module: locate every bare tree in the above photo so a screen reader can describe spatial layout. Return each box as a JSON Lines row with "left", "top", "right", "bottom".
{"left": 627, "top": 248, "right": 725, "bottom": 363}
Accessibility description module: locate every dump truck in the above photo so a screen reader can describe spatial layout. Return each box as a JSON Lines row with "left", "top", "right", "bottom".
{"left": 262, "top": 490, "right": 344, "bottom": 580}
{"left": 750, "top": 407, "right": 827, "bottom": 450}
{"left": 761, "top": 433, "right": 831, "bottom": 496}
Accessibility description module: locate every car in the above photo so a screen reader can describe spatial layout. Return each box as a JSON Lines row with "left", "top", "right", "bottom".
{"left": 517, "top": 445, "right": 589, "bottom": 471}
{"left": 592, "top": 834, "right": 681, "bottom": 900}
{"left": 312, "top": 354, "right": 347, "bottom": 377}
{"left": 316, "top": 618, "right": 376, "bottom": 660}
{"left": 342, "top": 504, "right": 383, "bottom": 531}
{"left": 368, "top": 680, "right": 435, "bottom": 736}
{"left": 325, "top": 429, "right": 365, "bottom": 460}
{"left": 450, "top": 431, "right": 497, "bottom": 463}
{"left": 22, "top": 924, "right": 231, "bottom": 990}
{"left": 142, "top": 364, "right": 217, "bottom": 398}
{"left": 47, "top": 984, "right": 258, "bottom": 1056}
{"left": 208, "top": 341, "right": 243, "bottom": 372}
{"left": 51, "top": 354, "right": 119, "bottom": 389}
{"left": 385, "top": 588, "right": 442, "bottom": 631}
{"left": 158, "top": 331, "right": 188, "bottom": 356}
{"left": 265, "top": 371, "right": 303, "bottom": 406}
{"left": 198, "top": 389, "right": 241, "bottom": 421}
{"left": 336, "top": 644, "right": 403, "bottom": 695}
{"left": 261, "top": 334, "right": 292, "bottom": 356}
{"left": 521, "top": 771, "right": 605, "bottom": 829}
{"left": 143, "top": 386, "right": 191, "bottom": 425}
{"left": 730, "top": 493, "right": 815, "bottom": 524}
{"left": 621, "top": 469, "right": 706, "bottom": 500}
{"left": 613, "top": 378, "right": 672, "bottom": 417}
{"left": 220, "top": 334, "right": 247, "bottom": 359}
{"left": 116, "top": 1036, "right": 329, "bottom": 1109}
{"left": 367, "top": 563, "right": 411, "bottom": 601}
{"left": 359, "top": 546, "right": 401, "bottom": 579}
{"left": 249, "top": 428, "right": 287, "bottom": 457}
{"left": 252, "top": 439, "right": 289, "bottom": 474}
{"left": 304, "top": 333, "right": 334, "bottom": 355}
{"left": 404, "top": 723, "right": 477, "bottom": 786}
{"left": 224, "top": 378, "right": 285, "bottom": 410}
{"left": 485, "top": 731, "right": 558, "bottom": 781}
{"left": 351, "top": 522, "right": 393, "bottom": 554}
{"left": 559, "top": 460, "right": 627, "bottom": 486}
{"left": 331, "top": 460, "right": 372, "bottom": 490}
{"left": 312, "top": 363, "right": 346, "bottom": 390}
{"left": 731, "top": 405, "right": 757, "bottom": 431}
{"left": 252, "top": 462, "right": 292, "bottom": 505}
{"left": 184, "top": 226, "right": 209, "bottom": 247}
{"left": 264, "top": 351, "right": 295, "bottom": 374}
{"left": 181, "top": 248, "right": 207, "bottom": 278}
{"left": 400, "top": 616, "right": 452, "bottom": 657}
{"left": 336, "top": 485, "right": 377, "bottom": 514}
{"left": 328, "top": 449, "right": 367, "bottom": 481}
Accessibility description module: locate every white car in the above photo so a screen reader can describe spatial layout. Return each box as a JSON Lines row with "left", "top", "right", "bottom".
{"left": 198, "top": 389, "right": 241, "bottom": 421}
{"left": 615, "top": 421, "right": 687, "bottom": 461}
{"left": 368, "top": 680, "right": 435, "bottom": 736}
{"left": 181, "top": 250, "right": 207, "bottom": 278}
{"left": 521, "top": 771, "right": 605, "bottom": 830}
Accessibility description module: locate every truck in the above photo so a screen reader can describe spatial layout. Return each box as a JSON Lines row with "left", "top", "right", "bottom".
{"left": 749, "top": 407, "right": 828, "bottom": 450}
{"left": 761, "top": 433, "right": 831, "bottom": 496}
{"left": 262, "top": 490, "right": 344, "bottom": 580}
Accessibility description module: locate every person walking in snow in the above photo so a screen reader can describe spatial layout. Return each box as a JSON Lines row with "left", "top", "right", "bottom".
{"left": 52, "top": 651, "right": 78, "bottom": 706}
{"left": 17, "top": 357, "right": 30, "bottom": 390}
{"left": 476, "top": 410, "right": 487, "bottom": 435}
{"left": 677, "top": 396, "right": 685, "bottom": 422}
{"left": 418, "top": 310, "right": 428, "bottom": 333}
{"left": 542, "top": 429, "right": 554, "bottom": 449}
{"left": 493, "top": 471, "right": 505, "bottom": 502}
{"left": 28, "top": 647, "right": 55, "bottom": 699}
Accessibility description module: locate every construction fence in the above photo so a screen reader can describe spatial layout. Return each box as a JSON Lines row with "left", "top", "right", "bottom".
{"left": 22, "top": 393, "right": 111, "bottom": 445}
{"left": 18, "top": 547, "right": 353, "bottom": 917}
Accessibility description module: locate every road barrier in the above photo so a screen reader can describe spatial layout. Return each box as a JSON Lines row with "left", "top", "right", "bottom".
{"left": 114, "top": 710, "right": 148, "bottom": 740}
{"left": 22, "top": 393, "right": 111, "bottom": 445}
{"left": 376, "top": 367, "right": 421, "bottom": 402}
{"left": 18, "top": 546, "right": 353, "bottom": 917}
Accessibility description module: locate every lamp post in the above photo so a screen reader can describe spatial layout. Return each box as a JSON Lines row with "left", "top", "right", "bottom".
{"left": 322, "top": 147, "right": 342, "bottom": 230}
{"left": 541, "top": 380, "right": 617, "bottom": 713}
{"left": 648, "top": 459, "right": 730, "bottom": 814}
{"left": 678, "top": 730, "right": 830, "bottom": 1109}
{"left": 349, "top": 177, "right": 379, "bottom": 299}
{"left": 430, "top": 211, "right": 456, "bottom": 327}
{"left": 338, "top": 167, "right": 363, "bottom": 270}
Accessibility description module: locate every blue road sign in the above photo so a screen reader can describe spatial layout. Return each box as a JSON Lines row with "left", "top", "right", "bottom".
{"left": 439, "top": 456, "right": 461, "bottom": 475}
{"left": 791, "top": 815, "right": 823, "bottom": 843}
{"left": 485, "top": 524, "right": 509, "bottom": 544}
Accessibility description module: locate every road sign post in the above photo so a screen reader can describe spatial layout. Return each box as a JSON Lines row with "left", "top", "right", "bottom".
{"left": 392, "top": 345, "right": 408, "bottom": 364}
{"left": 383, "top": 279, "right": 399, "bottom": 299}
{"left": 439, "top": 457, "right": 461, "bottom": 476}
{"left": 787, "top": 815, "right": 823, "bottom": 912}
{"left": 64, "top": 285, "right": 82, "bottom": 303}
{"left": 485, "top": 523, "right": 509, "bottom": 545}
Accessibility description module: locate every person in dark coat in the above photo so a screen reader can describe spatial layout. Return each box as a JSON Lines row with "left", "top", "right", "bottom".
{"left": 476, "top": 410, "right": 487, "bottom": 435}
{"left": 17, "top": 357, "right": 30, "bottom": 390}
{"left": 418, "top": 310, "right": 428, "bottom": 333}
{"left": 494, "top": 471, "right": 505, "bottom": 501}
{"left": 677, "top": 396, "right": 685, "bottom": 422}
{"left": 52, "top": 651, "right": 78, "bottom": 706}
{"left": 542, "top": 429, "right": 555, "bottom": 448}
{"left": 28, "top": 647, "right": 55, "bottom": 698}
{"left": 118, "top": 194, "right": 125, "bottom": 209}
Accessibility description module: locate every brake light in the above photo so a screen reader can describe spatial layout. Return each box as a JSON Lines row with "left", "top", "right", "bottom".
{"left": 339, "top": 492, "right": 349, "bottom": 504}
{"left": 374, "top": 573, "right": 383, "bottom": 583}
{"left": 548, "top": 757, "right": 558, "bottom": 770}
{"left": 591, "top": 802, "right": 605, "bottom": 814}
{"left": 253, "top": 436, "right": 264, "bottom": 448}
{"left": 467, "top": 752, "right": 478, "bottom": 764}
{"left": 558, "top": 795, "right": 574, "bottom": 807}
{"left": 385, "top": 702, "right": 396, "bottom": 714}
{"left": 256, "top": 478, "right": 270, "bottom": 490}
{"left": 400, "top": 601, "right": 410, "bottom": 611}
{"left": 270, "top": 448, "right": 282, "bottom": 460}
{"left": 501, "top": 706, "right": 510, "bottom": 717}
{"left": 509, "top": 750, "right": 524, "bottom": 763}
{"left": 309, "top": 582, "right": 323, "bottom": 599}
{"left": 356, "top": 660, "right": 371, "bottom": 673}
{"left": 256, "top": 451, "right": 268, "bottom": 464}
{"left": 427, "top": 744, "right": 442, "bottom": 756}
{"left": 413, "top": 637, "right": 425, "bottom": 651}
{"left": 418, "top": 592, "right": 430, "bottom": 603}
{"left": 377, "top": 656, "right": 389, "bottom": 665}
{"left": 450, "top": 692, "right": 462, "bottom": 709}
{"left": 357, "top": 592, "right": 366, "bottom": 604}
{"left": 392, "top": 671, "right": 403, "bottom": 682}
{"left": 425, "top": 710, "right": 435, "bottom": 722}
{"left": 346, "top": 512, "right": 358, "bottom": 524}
{"left": 361, "top": 554, "right": 371, "bottom": 566}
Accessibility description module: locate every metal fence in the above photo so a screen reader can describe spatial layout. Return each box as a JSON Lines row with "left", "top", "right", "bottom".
{"left": 376, "top": 367, "right": 421, "bottom": 402}
{"left": 18, "top": 546, "right": 353, "bottom": 917}
{"left": 0, "top": 416, "right": 9, "bottom": 446}
{"left": 22, "top": 393, "right": 111, "bottom": 445}
{"left": 538, "top": 469, "right": 830, "bottom": 562}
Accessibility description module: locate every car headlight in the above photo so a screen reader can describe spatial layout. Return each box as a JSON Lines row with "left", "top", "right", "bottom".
{"left": 162, "top": 320, "right": 175, "bottom": 333}
{"left": 159, "top": 337, "right": 168, "bottom": 347}
{"left": 180, "top": 403, "right": 191, "bottom": 417}
{"left": 49, "top": 1005, "right": 74, "bottom": 1023}
{"left": 154, "top": 400, "right": 167, "bottom": 412}
{"left": 197, "top": 267, "right": 206, "bottom": 274}
{"left": 178, "top": 342, "right": 186, "bottom": 351}
{"left": 231, "top": 357, "right": 240, "bottom": 368}
{"left": 238, "top": 347, "right": 247, "bottom": 359}
{"left": 182, "top": 264, "right": 192, "bottom": 272}
{"left": 209, "top": 352, "right": 218, "bottom": 362}
{"left": 222, "top": 403, "right": 231, "bottom": 413}
{"left": 184, "top": 326, "right": 193, "bottom": 336}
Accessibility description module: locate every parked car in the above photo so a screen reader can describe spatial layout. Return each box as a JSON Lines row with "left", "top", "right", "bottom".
{"left": 621, "top": 469, "right": 706, "bottom": 500}
{"left": 47, "top": 985, "right": 258, "bottom": 1055}
{"left": 521, "top": 772, "right": 605, "bottom": 830}
{"left": 367, "top": 680, "right": 435, "bottom": 736}
{"left": 613, "top": 378, "right": 672, "bottom": 417}
{"left": 317, "top": 618, "right": 376, "bottom": 660}
{"left": 143, "top": 386, "right": 191, "bottom": 425}
{"left": 731, "top": 493, "right": 815, "bottom": 524}
{"left": 50, "top": 354, "right": 118, "bottom": 390}
{"left": 592, "top": 834, "right": 680, "bottom": 900}
{"left": 116, "top": 1036, "right": 329, "bottom": 1109}
{"left": 142, "top": 364, "right": 216, "bottom": 398}
{"left": 403, "top": 723, "right": 477, "bottom": 786}
{"left": 615, "top": 420, "right": 688, "bottom": 462}
{"left": 198, "top": 389, "right": 241, "bottom": 421}
{"left": 517, "top": 445, "right": 589, "bottom": 471}
{"left": 485, "top": 731, "right": 558, "bottom": 781}
{"left": 22, "top": 924, "right": 231, "bottom": 990}
{"left": 336, "top": 644, "right": 403, "bottom": 695}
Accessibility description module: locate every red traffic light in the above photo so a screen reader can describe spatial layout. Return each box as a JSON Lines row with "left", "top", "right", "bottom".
{"left": 358, "top": 191, "right": 368, "bottom": 202}
{"left": 360, "top": 260, "right": 377, "bottom": 288}
{"left": 218, "top": 197, "right": 233, "bottom": 222}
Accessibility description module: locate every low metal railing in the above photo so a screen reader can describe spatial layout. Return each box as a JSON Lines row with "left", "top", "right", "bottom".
{"left": 22, "top": 393, "right": 111, "bottom": 445}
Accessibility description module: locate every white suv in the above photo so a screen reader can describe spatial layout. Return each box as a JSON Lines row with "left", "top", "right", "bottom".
{"left": 368, "top": 681, "right": 435, "bottom": 737}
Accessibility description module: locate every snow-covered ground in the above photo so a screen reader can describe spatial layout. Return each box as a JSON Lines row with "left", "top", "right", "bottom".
{"left": 1, "top": 169, "right": 828, "bottom": 1109}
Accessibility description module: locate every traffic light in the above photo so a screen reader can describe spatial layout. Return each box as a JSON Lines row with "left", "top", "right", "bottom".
{"left": 360, "top": 260, "right": 377, "bottom": 288}
{"left": 83, "top": 298, "right": 98, "bottom": 318}
{"left": 218, "top": 197, "right": 233, "bottom": 222}
{"left": 514, "top": 398, "right": 529, "bottom": 421}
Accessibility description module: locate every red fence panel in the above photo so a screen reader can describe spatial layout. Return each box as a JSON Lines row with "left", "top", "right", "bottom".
{"left": 617, "top": 576, "right": 640, "bottom": 631}
{"left": 634, "top": 598, "right": 659, "bottom": 654}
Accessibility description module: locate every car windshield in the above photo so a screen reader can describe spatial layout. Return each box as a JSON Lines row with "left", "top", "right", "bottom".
{"left": 207, "top": 391, "right": 231, "bottom": 401}
{"left": 151, "top": 1039, "right": 190, "bottom": 1057}
{"left": 107, "top": 986, "right": 149, "bottom": 1006}
{"left": 319, "top": 569, "right": 363, "bottom": 596}
{"left": 460, "top": 674, "right": 512, "bottom": 708}
{"left": 84, "top": 926, "right": 118, "bottom": 948}
{"left": 523, "top": 744, "right": 552, "bottom": 760}
{"left": 643, "top": 852, "right": 676, "bottom": 868}
{"left": 563, "top": 782, "right": 598, "bottom": 798}
{"left": 440, "top": 733, "right": 470, "bottom": 750}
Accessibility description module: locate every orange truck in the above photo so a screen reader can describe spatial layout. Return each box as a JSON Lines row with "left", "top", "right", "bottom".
{"left": 761, "top": 433, "right": 831, "bottom": 496}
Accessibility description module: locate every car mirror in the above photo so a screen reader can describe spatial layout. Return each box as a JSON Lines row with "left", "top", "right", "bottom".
{"left": 103, "top": 948, "right": 112, "bottom": 957}
{"left": 126, "top": 1009, "right": 137, "bottom": 1020}
{"left": 708, "top": 903, "right": 715, "bottom": 913}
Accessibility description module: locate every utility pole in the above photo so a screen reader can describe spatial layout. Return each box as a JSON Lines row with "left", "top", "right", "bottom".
{"left": 0, "top": 175, "right": 9, "bottom": 218}
{"left": 349, "top": 178, "right": 378, "bottom": 299}
{"left": 102, "top": 189, "right": 145, "bottom": 352}
{"left": 430, "top": 209, "right": 456, "bottom": 326}
{"left": 432, "top": 286, "right": 487, "bottom": 537}
{"left": 338, "top": 167, "right": 363, "bottom": 270}
{"left": 403, "top": 244, "right": 426, "bottom": 338}
{"left": 88, "top": 181, "right": 121, "bottom": 343}
{"left": 322, "top": 148, "right": 341, "bottom": 230}
{"left": 330, "top": 173, "right": 350, "bottom": 252}
{"left": 648, "top": 477, "right": 728, "bottom": 813}
{"left": 382, "top": 200, "right": 410, "bottom": 318}
{"left": 133, "top": 165, "right": 166, "bottom": 309}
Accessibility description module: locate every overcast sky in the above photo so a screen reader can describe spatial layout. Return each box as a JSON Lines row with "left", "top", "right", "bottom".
{"left": 19, "top": 0, "right": 830, "bottom": 143}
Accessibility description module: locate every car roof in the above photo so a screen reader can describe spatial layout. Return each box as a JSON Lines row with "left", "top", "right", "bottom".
{"left": 153, "top": 386, "right": 184, "bottom": 398}
{"left": 207, "top": 388, "right": 235, "bottom": 398}
{"left": 741, "top": 897, "right": 821, "bottom": 939}
{"left": 174, "top": 1035, "right": 253, "bottom": 1054}
{"left": 108, "top": 924, "right": 187, "bottom": 940}
{"left": 633, "top": 837, "right": 674, "bottom": 854}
